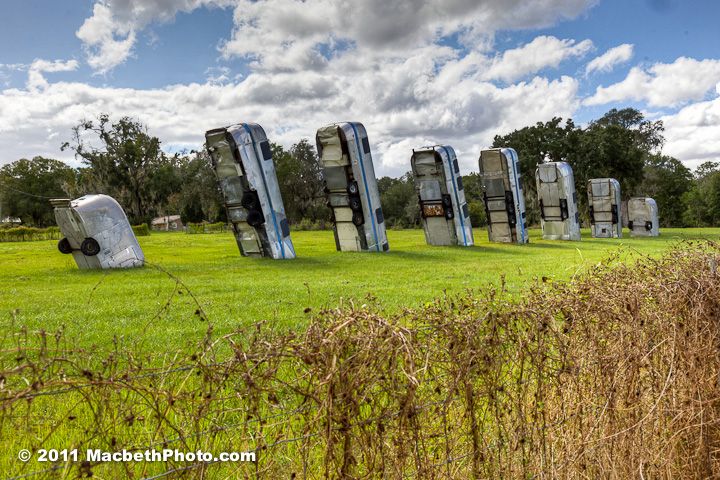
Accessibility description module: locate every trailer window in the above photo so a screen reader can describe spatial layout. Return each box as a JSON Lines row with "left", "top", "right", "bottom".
{"left": 260, "top": 141, "right": 272, "bottom": 160}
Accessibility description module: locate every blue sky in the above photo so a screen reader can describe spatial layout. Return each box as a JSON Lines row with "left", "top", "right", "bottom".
{"left": 1, "top": 0, "right": 719, "bottom": 176}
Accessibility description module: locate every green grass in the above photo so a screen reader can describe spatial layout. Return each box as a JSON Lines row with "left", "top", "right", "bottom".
{"left": 1, "top": 228, "right": 718, "bottom": 352}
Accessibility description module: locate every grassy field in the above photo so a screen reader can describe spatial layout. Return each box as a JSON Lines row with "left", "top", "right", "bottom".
{"left": 1, "top": 227, "right": 718, "bottom": 352}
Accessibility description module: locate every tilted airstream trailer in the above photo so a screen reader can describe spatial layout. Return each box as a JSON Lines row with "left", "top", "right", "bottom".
{"left": 587, "top": 178, "right": 622, "bottom": 238}
{"left": 316, "top": 122, "right": 388, "bottom": 252}
{"left": 51, "top": 195, "right": 144, "bottom": 269}
{"left": 628, "top": 197, "right": 659, "bottom": 237}
{"left": 535, "top": 161, "right": 581, "bottom": 241}
{"left": 478, "top": 148, "right": 528, "bottom": 244}
{"left": 205, "top": 123, "right": 296, "bottom": 259}
{"left": 411, "top": 145, "right": 473, "bottom": 246}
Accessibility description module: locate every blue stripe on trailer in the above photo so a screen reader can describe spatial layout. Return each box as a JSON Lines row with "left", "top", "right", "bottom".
{"left": 348, "top": 122, "right": 380, "bottom": 252}
{"left": 506, "top": 148, "right": 526, "bottom": 243}
{"left": 439, "top": 145, "right": 468, "bottom": 246}
{"left": 241, "top": 124, "right": 286, "bottom": 259}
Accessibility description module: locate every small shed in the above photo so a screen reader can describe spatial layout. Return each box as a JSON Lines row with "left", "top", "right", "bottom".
{"left": 151, "top": 215, "right": 184, "bottom": 231}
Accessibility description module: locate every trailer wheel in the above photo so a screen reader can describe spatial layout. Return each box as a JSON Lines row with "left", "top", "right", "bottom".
{"left": 58, "top": 238, "right": 73, "bottom": 254}
{"left": 80, "top": 237, "right": 101, "bottom": 256}
{"left": 347, "top": 182, "right": 359, "bottom": 196}
{"left": 247, "top": 210, "right": 265, "bottom": 227}
{"left": 349, "top": 197, "right": 362, "bottom": 211}
{"left": 241, "top": 191, "right": 261, "bottom": 210}
{"left": 352, "top": 212, "right": 364, "bottom": 226}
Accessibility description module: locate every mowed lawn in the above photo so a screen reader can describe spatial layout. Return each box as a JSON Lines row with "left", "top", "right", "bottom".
{"left": 1, "top": 228, "right": 718, "bottom": 352}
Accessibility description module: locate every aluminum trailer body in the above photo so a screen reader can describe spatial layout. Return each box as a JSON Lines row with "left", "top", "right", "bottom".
{"left": 411, "top": 145, "right": 473, "bottom": 246}
{"left": 478, "top": 148, "right": 528, "bottom": 244}
{"left": 587, "top": 178, "right": 622, "bottom": 238}
{"left": 535, "top": 161, "right": 581, "bottom": 241}
{"left": 628, "top": 197, "right": 659, "bottom": 237}
{"left": 51, "top": 195, "right": 144, "bottom": 269}
{"left": 205, "top": 123, "right": 296, "bottom": 259}
{"left": 316, "top": 122, "right": 389, "bottom": 252}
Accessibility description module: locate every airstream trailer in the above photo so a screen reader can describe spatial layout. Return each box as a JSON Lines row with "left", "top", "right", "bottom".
{"left": 628, "top": 197, "right": 659, "bottom": 237}
{"left": 535, "top": 161, "right": 581, "bottom": 241}
{"left": 411, "top": 145, "right": 473, "bottom": 246}
{"left": 51, "top": 195, "right": 144, "bottom": 269}
{"left": 587, "top": 178, "right": 622, "bottom": 238}
{"left": 316, "top": 122, "right": 389, "bottom": 252}
{"left": 205, "top": 123, "right": 296, "bottom": 259}
{"left": 478, "top": 148, "right": 528, "bottom": 244}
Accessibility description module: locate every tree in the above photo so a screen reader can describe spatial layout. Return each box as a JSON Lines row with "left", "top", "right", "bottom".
{"left": 62, "top": 114, "right": 169, "bottom": 224}
{"left": 492, "top": 117, "right": 582, "bottom": 225}
{"left": 274, "top": 140, "right": 329, "bottom": 224}
{"left": 640, "top": 155, "right": 692, "bottom": 227}
{"left": 682, "top": 162, "right": 720, "bottom": 227}
{"left": 461, "top": 173, "right": 487, "bottom": 227}
{"left": 0, "top": 157, "right": 75, "bottom": 226}
{"left": 378, "top": 173, "right": 417, "bottom": 228}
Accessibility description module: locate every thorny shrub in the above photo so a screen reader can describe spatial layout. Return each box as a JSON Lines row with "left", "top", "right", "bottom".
{"left": 1, "top": 241, "right": 720, "bottom": 478}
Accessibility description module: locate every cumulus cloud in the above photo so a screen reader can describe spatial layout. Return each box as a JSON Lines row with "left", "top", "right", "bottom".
{"left": 585, "top": 43, "right": 633, "bottom": 75}
{"left": 0, "top": 50, "right": 579, "bottom": 176}
{"left": 483, "top": 36, "right": 593, "bottom": 82}
{"left": 26, "top": 59, "right": 79, "bottom": 91}
{"left": 661, "top": 91, "right": 720, "bottom": 170}
{"left": 585, "top": 57, "right": 720, "bottom": 107}
{"left": 77, "top": 0, "right": 597, "bottom": 73}
{"left": 76, "top": 0, "right": 233, "bottom": 73}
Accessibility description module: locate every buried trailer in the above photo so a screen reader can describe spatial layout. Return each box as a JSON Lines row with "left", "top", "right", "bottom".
{"left": 51, "top": 195, "right": 144, "bottom": 269}
{"left": 411, "top": 145, "right": 473, "bottom": 246}
{"left": 205, "top": 123, "right": 296, "bottom": 259}
{"left": 316, "top": 122, "right": 388, "bottom": 252}
{"left": 628, "top": 197, "right": 659, "bottom": 237}
{"left": 478, "top": 148, "right": 528, "bottom": 244}
{"left": 535, "top": 161, "right": 581, "bottom": 241}
{"left": 587, "top": 178, "right": 622, "bottom": 238}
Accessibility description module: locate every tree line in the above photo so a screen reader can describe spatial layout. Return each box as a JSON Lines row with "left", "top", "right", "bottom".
{"left": 1, "top": 108, "right": 718, "bottom": 229}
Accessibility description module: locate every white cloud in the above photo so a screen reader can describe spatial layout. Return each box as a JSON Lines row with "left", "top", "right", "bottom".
{"left": 483, "top": 36, "right": 593, "bottom": 82}
{"left": 0, "top": 50, "right": 579, "bottom": 176}
{"left": 26, "top": 59, "right": 79, "bottom": 91}
{"left": 76, "top": 0, "right": 233, "bottom": 73}
{"left": 585, "top": 43, "right": 633, "bottom": 75}
{"left": 661, "top": 92, "right": 720, "bottom": 170}
{"left": 77, "top": 0, "right": 597, "bottom": 73}
{"left": 585, "top": 57, "right": 720, "bottom": 107}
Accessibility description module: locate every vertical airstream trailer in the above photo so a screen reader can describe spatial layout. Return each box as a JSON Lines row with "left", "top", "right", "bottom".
{"left": 535, "top": 162, "right": 581, "bottom": 241}
{"left": 628, "top": 197, "right": 659, "bottom": 237}
{"left": 51, "top": 195, "right": 144, "bottom": 269}
{"left": 316, "top": 122, "right": 389, "bottom": 252}
{"left": 587, "top": 178, "right": 622, "bottom": 238}
{"left": 205, "top": 123, "right": 296, "bottom": 259}
{"left": 478, "top": 148, "right": 528, "bottom": 244}
{"left": 411, "top": 145, "right": 473, "bottom": 246}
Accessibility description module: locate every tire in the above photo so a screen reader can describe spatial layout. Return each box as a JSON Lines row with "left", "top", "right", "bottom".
{"left": 247, "top": 210, "right": 265, "bottom": 227}
{"left": 241, "top": 191, "right": 261, "bottom": 210}
{"left": 347, "top": 182, "right": 359, "bottom": 196}
{"left": 352, "top": 212, "right": 364, "bottom": 226}
{"left": 441, "top": 194, "right": 452, "bottom": 208}
{"left": 80, "top": 237, "right": 101, "bottom": 256}
{"left": 349, "top": 197, "right": 362, "bottom": 211}
{"left": 58, "top": 238, "right": 73, "bottom": 254}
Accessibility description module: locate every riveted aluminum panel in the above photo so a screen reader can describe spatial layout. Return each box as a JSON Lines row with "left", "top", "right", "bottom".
{"left": 535, "top": 162, "right": 581, "bottom": 241}
{"left": 411, "top": 145, "right": 473, "bottom": 246}
{"left": 628, "top": 197, "right": 659, "bottom": 237}
{"left": 206, "top": 123, "right": 296, "bottom": 259}
{"left": 316, "top": 122, "right": 388, "bottom": 253}
{"left": 478, "top": 148, "right": 528, "bottom": 244}
{"left": 52, "top": 194, "right": 144, "bottom": 269}
{"left": 587, "top": 178, "right": 622, "bottom": 238}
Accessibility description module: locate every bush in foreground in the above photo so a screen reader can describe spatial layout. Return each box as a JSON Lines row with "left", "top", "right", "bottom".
{"left": 2, "top": 241, "right": 720, "bottom": 478}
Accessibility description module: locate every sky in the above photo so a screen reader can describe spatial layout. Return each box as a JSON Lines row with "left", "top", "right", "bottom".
{"left": 0, "top": 0, "right": 719, "bottom": 177}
